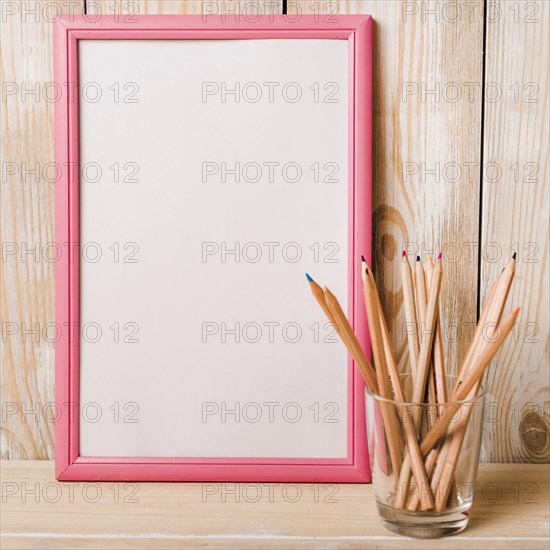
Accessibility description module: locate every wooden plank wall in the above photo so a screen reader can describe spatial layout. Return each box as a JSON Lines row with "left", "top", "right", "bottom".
{"left": 1, "top": 0, "right": 85, "bottom": 459}
{"left": 480, "top": 1, "right": 549, "bottom": 462}
{"left": 1, "top": 0, "right": 547, "bottom": 463}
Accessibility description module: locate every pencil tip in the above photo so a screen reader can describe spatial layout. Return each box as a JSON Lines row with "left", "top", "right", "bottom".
{"left": 402, "top": 250, "right": 407, "bottom": 258}
{"left": 437, "top": 252, "right": 442, "bottom": 260}
{"left": 513, "top": 307, "right": 520, "bottom": 315}
{"left": 416, "top": 255, "right": 421, "bottom": 262}
{"left": 512, "top": 252, "right": 517, "bottom": 260}
{"left": 361, "top": 255, "right": 366, "bottom": 263}
{"left": 306, "top": 273, "right": 313, "bottom": 282}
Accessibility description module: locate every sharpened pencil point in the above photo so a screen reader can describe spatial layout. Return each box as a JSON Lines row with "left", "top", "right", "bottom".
{"left": 306, "top": 273, "right": 313, "bottom": 282}
{"left": 437, "top": 252, "right": 442, "bottom": 261}
{"left": 416, "top": 255, "right": 421, "bottom": 262}
{"left": 512, "top": 252, "right": 517, "bottom": 260}
{"left": 513, "top": 307, "right": 520, "bottom": 315}
{"left": 361, "top": 255, "right": 366, "bottom": 263}
{"left": 402, "top": 250, "right": 407, "bottom": 258}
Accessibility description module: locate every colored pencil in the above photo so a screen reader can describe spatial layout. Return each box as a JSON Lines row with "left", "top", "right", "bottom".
{"left": 426, "top": 256, "right": 447, "bottom": 405}
{"left": 305, "top": 251, "right": 518, "bottom": 514}
{"left": 363, "top": 262, "right": 434, "bottom": 510}
{"left": 408, "top": 305, "right": 519, "bottom": 510}
{"left": 306, "top": 273, "right": 336, "bottom": 325}
{"left": 401, "top": 251, "right": 419, "bottom": 379}
{"left": 414, "top": 255, "right": 437, "bottom": 425}
{"left": 362, "top": 256, "right": 401, "bottom": 402}
{"left": 431, "top": 257, "right": 516, "bottom": 510}
{"left": 404, "top": 255, "right": 446, "bottom": 510}
{"left": 395, "top": 253, "right": 443, "bottom": 505}
{"left": 315, "top": 283, "right": 379, "bottom": 394}
{"left": 363, "top": 266, "right": 404, "bottom": 478}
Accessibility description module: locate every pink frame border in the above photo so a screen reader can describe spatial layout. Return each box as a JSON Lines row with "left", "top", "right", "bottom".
{"left": 54, "top": 15, "right": 372, "bottom": 482}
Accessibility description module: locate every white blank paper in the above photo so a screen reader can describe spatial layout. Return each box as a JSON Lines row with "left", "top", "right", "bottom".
{"left": 78, "top": 39, "right": 349, "bottom": 458}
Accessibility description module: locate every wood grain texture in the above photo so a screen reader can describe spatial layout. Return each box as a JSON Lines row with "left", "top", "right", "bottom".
{"left": 87, "top": 0, "right": 200, "bottom": 15}
{"left": 1, "top": 0, "right": 547, "bottom": 465}
{"left": 1, "top": 461, "right": 549, "bottom": 549}
{"left": 480, "top": 2, "right": 549, "bottom": 463}
{"left": 87, "top": 0, "right": 280, "bottom": 16}
{"left": 1, "top": 0, "right": 84, "bottom": 460}
{"left": 290, "top": 2, "right": 484, "bottom": 373}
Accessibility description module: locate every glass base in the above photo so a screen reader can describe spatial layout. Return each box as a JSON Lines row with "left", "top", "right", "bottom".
{"left": 376, "top": 500, "right": 471, "bottom": 539}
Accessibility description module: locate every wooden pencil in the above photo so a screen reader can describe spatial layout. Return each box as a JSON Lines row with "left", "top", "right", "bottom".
{"left": 451, "top": 257, "right": 507, "bottom": 380}
{"left": 401, "top": 251, "right": 419, "bottom": 379}
{"left": 454, "top": 307, "right": 519, "bottom": 398}
{"left": 414, "top": 256, "right": 437, "bottom": 426}
{"left": 364, "top": 261, "right": 406, "bottom": 462}
{"left": 420, "top": 281, "right": 516, "bottom": 455}
{"left": 363, "top": 267, "right": 404, "bottom": 478}
{"left": 307, "top": 273, "right": 388, "bottom": 476}
{"left": 405, "top": 256, "right": 447, "bottom": 510}
{"left": 408, "top": 305, "right": 519, "bottom": 510}
{"left": 395, "top": 253, "right": 443, "bottom": 505}
{"left": 409, "top": 254, "right": 443, "bottom": 415}
{"left": 432, "top": 258, "right": 516, "bottom": 510}
{"left": 305, "top": 251, "right": 517, "bottom": 514}
{"left": 363, "top": 264, "right": 434, "bottom": 510}
{"left": 391, "top": 256, "right": 502, "bottom": 508}
{"left": 432, "top": 306, "right": 519, "bottom": 510}
{"left": 407, "top": 447, "right": 440, "bottom": 510}
{"left": 414, "top": 256, "right": 427, "bottom": 340}
{"left": 426, "top": 256, "right": 447, "bottom": 405}
{"left": 417, "top": 264, "right": 513, "bottom": 456}
{"left": 362, "top": 257, "right": 401, "bottom": 402}
{"left": 405, "top": 296, "right": 517, "bottom": 512}
{"left": 320, "top": 285, "right": 379, "bottom": 395}
{"left": 306, "top": 273, "right": 336, "bottom": 325}
{"left": 429, "top": 257, "right": 515, "bottom": 510}
{"left": 307, "top": 274, "right": 378, "bottom": 394}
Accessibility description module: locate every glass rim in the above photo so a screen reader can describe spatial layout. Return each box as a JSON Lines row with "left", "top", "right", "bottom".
{"left": 365, "top": 385, "right": 486, "bottom": 407}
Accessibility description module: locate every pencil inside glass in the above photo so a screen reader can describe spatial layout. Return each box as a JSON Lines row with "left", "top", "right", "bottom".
{"left": 363, "top": 263, "right": 434, "bottom": 510}
{"left": 395, "top": 254, "right": 443, "bottom": 507}
{"left": 305, "top": 253, "right": 518, "bottom": 537}
{"left": 365, "top": 375, "right": 486, "bottom": 537}
{"left": 367, "top": 298, "right": 517, "bottom": 536}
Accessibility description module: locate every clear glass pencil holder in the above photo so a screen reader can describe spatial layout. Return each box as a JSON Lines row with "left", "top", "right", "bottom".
{"left": 365, "top": 374, "right": 486, "bottom": 539}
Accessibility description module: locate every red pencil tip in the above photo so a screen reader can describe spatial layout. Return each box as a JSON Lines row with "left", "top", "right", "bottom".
{"left": 513, "top": 307, "right": 520, "bottom": 315}
{"left": 437, "top": 252, "right": 442, "bottom": 260}
{"left": 402, "top": 250, "right": 407, "bottom": 258}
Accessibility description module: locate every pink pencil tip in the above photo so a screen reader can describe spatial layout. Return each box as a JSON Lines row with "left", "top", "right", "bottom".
{"left": 513, "top": 307, "right": 520, "bottom": 315}
{"left": 402, "top": 250, "right": 407, "bottom": 258}
{"left": 437, "top": 252, "right": 442, "bottom": 260}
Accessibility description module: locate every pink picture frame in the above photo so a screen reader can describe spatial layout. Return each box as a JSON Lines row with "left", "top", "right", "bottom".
{"left": 54, "top": 14, "right": 372, "bottom": 482}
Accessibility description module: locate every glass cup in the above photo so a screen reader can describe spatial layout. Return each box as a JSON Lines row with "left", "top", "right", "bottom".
{"left": 365, "top": 374, "right": 486, "bottom": 538}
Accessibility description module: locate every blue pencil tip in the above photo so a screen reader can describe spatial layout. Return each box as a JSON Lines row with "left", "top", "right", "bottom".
{"left": 306, "top": 273, "right": 313, "bottom": 282}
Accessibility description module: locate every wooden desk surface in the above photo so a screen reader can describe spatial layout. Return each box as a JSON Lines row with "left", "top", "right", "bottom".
{"left": 1, "top": 461, "right": 548, "bottom": 549}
